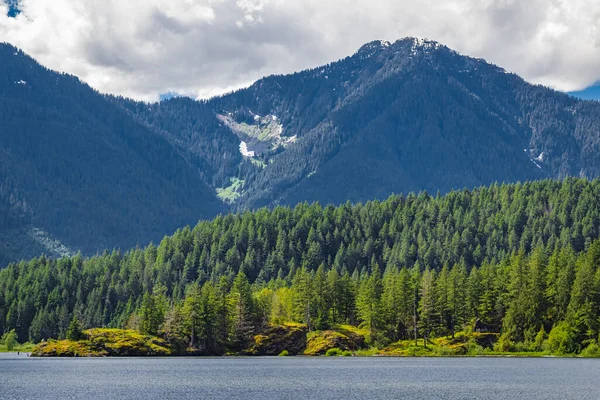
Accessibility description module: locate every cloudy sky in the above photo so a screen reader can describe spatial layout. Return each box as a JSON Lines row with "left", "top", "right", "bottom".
{"left": 1, "top": 0, "right": 599, "bottom": 101}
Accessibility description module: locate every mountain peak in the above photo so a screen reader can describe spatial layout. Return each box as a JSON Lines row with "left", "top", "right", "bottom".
{"left": 355, "top": 37, "right": 448, "bottom": 60}
{"left": 404, "top": 37, "right": 444, "bottom": 52}
{"left": 355, "top": 40, "right": 392, "bottom": 57}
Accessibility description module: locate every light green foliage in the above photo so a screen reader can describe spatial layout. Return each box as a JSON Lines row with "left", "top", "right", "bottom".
{"left": 216, "top": 178, "right": 245, "bottom": 204}
{"left": 580, "top": 342, "right": 600, "bottom": 357}
{"left": 278, "top": 349, "right": 289, "bottom": 356}
{"left": 325, "top": 347, "right": 351, "bottom": 356}
{"left": 250, "top": 159, "right": 267, "bottom": 169}
{"left": 2, "top": 329, "right": 18, "bottom": 351}
{"left": 545, "top": 322, "right": 577, "bottom": 354}
{"left": 31, "top": 328, "right": 171, "bottom": 357}
{"left": 418, "top": 268, "right": 437, "bottom": 344}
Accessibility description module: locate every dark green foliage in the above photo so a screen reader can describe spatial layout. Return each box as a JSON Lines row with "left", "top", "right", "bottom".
{"left": 228, "top": 271, "right": 257, "bottom": 350}
{"left": 66, "top": 317, "right": 84, "bottom": 341}
{"left": 356, "top": 265, "right": 383, "bottom": 338}
{"left": 2, "top": 179, "right": 600, "bottom": 354}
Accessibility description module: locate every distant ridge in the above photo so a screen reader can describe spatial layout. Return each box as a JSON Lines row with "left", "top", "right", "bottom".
{"left": 2, "top": 38, "right": 600, "bottom": 263}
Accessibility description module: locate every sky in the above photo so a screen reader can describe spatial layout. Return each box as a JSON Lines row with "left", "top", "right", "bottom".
{"left": 568, "top": 84, "right": 600, "bottom": 100}
{"left": 1, "top": 0, "right": 600, "bottom": 101}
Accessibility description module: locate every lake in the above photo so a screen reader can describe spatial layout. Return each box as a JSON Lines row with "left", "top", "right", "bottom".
{"left": 0, "top": 354, "right": 598, "bottom": 399}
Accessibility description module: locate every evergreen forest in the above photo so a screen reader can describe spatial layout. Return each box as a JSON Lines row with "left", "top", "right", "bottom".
{"left": 2, "top": 178, "right": 600, "bottom": 355}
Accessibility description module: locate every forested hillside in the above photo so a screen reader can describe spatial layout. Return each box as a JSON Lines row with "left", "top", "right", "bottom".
{"left": 0, "top": 44, "right": 224, "bottom": 264}
{"left": 2, "top": 179, "right": 600, "bottom": 355}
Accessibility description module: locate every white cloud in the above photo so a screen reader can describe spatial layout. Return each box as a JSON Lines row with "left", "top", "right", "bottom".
{"left": 1, "top": 0, "right": 599, "bottom": 101}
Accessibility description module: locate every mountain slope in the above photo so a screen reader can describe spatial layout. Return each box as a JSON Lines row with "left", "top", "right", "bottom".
{"left": 194, "top": 38, "right": 599, "bottom": 209}
{"left": 0, "top": 44, "right": 224, "bottom": 263}
{"left": 3, "top": 38, "right": 600, "bottom": 264}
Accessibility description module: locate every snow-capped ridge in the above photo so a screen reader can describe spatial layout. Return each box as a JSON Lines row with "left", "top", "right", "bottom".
{"left": 355, "top": 37, "right": 450, "bottom": 60}
{"left": 408, "top": 37, "right": 444, "bottom": 54}
{"left": 356, "top": 40, "right": 392, "bottom": 57}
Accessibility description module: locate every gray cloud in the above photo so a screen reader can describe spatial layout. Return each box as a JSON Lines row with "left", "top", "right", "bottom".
{"left": 1, "top": 0, "right": 599, "bottom": 101}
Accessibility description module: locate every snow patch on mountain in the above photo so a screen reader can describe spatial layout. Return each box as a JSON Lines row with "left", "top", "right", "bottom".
{"left": 410, "top": 37, "right": 442, "bottom": 55}
{"left": 218, "top": 112, "right": 294, "bottom": 161}
{"left": 239, "top": 141, "right": 255, "bottom": 157}
{"left": 536, "top": 152, "right": 545, "bottom": 162}
{"left": 524, "top": 149, "right": 544, "bottom": 170}
{"left": 356, "top": 40, "right": 391, "bottom": 58}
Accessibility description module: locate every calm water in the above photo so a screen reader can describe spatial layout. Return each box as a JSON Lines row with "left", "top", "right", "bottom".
{"left": 1, "top": 353, "right": 599, "bottom": 399}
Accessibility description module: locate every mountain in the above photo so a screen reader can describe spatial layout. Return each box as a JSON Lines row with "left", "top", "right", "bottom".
{"left": 2, "top": 38, "right": 600, "bottom": 264}
{"left": 120, "top": 38, "right": 600, "bottom": 211}
{"left": 219, "top": 38, "right": 600, "bottom": 208}
{"left": 0, "top": 44, "right": 224, "bottom": 266}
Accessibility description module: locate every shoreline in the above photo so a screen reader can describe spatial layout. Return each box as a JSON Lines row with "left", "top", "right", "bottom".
{"left": 15, "top": 352, "right": 596, "bottom": 359}
{"left": 5, "top": 356, "right": 595, "bottom": 359}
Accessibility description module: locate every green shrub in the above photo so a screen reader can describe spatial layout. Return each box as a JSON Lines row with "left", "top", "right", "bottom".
{"left": 533, "top": 326, "right": 546, "bottom": 352}
{"left": 494, "top": 335, "right": 513, "bottom": 352}
{"left": 341, "top": 350, "right": 353, "bottom": 356}
{"left": 278, "top": 350, "right": 289, "bottom": 356}
{"left": 407, "top": 346, "right": 426, "bottom": 356}
{"left": 511, "top": 341, "right": 533, "bottom": 353}
{"left": 325, "top": 348, "right": 343, "bottom": 356}
{"left": 545, "top": 322, "right": 577, "bottom": 355}
{"left": 353, "top": 347, "right": 378, "bottom": 356}
{"left": 580, "top": 343, "right": 600, "bottom": 357}
{"left": 466, "top": 340, "right": 484, "bottom": 355}
{"left": 433, "top": 346, "right": 458, "bottom": 356}
{"left": 2, "top": 330, "right": 18, "bottom": 351}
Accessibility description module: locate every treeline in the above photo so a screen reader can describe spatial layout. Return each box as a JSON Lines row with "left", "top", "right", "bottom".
{"left": 130, "top": 242, "right": 600, "bottom": 354}
{"left": 1, "top": 179, "right": 600, "bottom": 353}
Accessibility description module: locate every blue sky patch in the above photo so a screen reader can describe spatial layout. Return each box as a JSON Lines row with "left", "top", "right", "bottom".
{"left": 569, "top": 83, "right": 600, "bottom": 101}
{"left": 5, "top": 0, "right": 20, "bottom": 18}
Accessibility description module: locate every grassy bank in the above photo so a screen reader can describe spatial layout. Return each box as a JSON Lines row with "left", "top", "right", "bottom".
{"left": 0, "top": 342, "right": 36, "bottom": 353}
{"left": 31, "top": 329, "right": 172, "bottom": 357}
{"left": 28, "top": 325, "right": 600, "bottom": 358}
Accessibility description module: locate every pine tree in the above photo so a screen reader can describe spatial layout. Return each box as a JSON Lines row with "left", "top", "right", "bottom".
{"left": 418, "top": 268, "right": 437, "bottom": 346}
{"left": 313, "top": 264, "right": 331, "bottom": 329}
{"left": 546, "top": 246, "right": 576, "bottom": 325}
{"left": 356, "top": 264, "right": 383, "bottom": 339}
{"left": 448, "top": 262, "right": 468, "bottom": 337}
{"left": 326, "top": 267, "right": 341, "bottom": 324}
{"left": 292, "top": 267, "right": 314, "bottom": 329}
{"left": 566, "top": 241, "right": 600, "bottom": 345}
{"left": 228, "top": 271, "right": 256, "bottom": 349}
{"left": 182, "top": 284, "right": 202, "bottom": 348}
{"left": 66, "top": 316, "right": 84, "bottom": 341}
